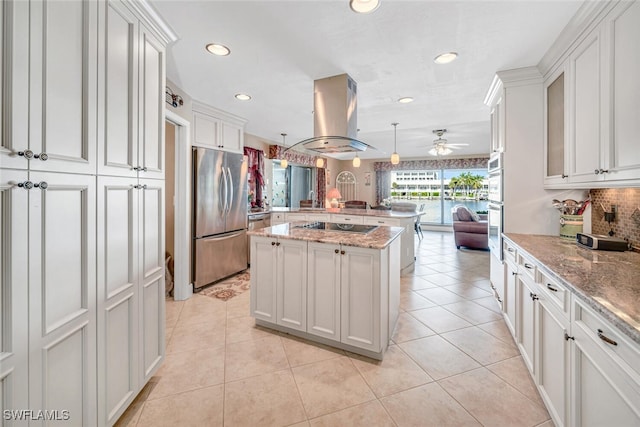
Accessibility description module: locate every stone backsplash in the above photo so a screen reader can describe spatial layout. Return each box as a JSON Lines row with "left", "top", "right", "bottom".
{"left": 590, "top": 188, "right": 640, "bottom": 250}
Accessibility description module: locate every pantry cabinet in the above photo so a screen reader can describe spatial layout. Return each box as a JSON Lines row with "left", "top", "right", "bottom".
{"left": 98, "top": 1, "right": 165, "bottom": 180}
{"left": 0, "top": 0, "right": 98, "bottom": 175}
{"left": 250, "top": 236, "right": 307, "bottom": 332}
{"left": 192, "top": 101, "right": 246, "bottom": 153}
{"left": 0, "top": 0, "right": 173, "bottom": 425}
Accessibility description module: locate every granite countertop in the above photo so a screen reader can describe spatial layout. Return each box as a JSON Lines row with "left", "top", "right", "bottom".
{"left": 269, "top": 207, "right": 420, "bottom": 219}
{"left": 504, "top": 233, "right": 640, "bottom": 345}
{"left": 248, "top": 222, "right": 404, "bottom": 249}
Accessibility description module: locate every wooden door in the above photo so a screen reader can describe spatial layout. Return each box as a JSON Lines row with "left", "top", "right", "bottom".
{"left": 0, "top": 171, "right": 30, "bottom": 418}
{"left": 97, "top": 176, "right": 140, "bottom": 425}
{"left": 28, "top": 172, "right": 97, "bottom": 426}
{"left": 28, "top": 0, "right": 98, "bottom": 175}
{"left": 98, "top": 1, "right": 139, "bottom": 178}
{"left": 307, "top": 242, "right": 341, "bottom": 341}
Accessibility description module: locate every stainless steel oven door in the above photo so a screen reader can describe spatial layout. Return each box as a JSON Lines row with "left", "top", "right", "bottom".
{"left": 488, "top": 202, "right": 503, "bottom": 260}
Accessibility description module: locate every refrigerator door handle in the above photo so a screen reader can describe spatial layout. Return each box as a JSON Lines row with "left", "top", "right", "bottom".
{"left": 227, "top": 167, "right": 234, "bottom": 215}
{"left": 221, "top": 166, "right": 228, "bottom": 215}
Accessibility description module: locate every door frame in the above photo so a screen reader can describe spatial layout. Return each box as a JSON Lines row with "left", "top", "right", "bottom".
{"left": 165, "top": 110, "right": 192, "bottom": 301}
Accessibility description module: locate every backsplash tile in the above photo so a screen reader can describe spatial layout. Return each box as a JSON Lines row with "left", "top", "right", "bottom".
{"left": 590, "top": 188, "right": 640, "bottom": 251}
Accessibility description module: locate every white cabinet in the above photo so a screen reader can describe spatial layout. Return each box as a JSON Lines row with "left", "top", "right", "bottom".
{"left": 307, "top": 242, "right": 341, "bottom": 340}
{"left": 330, "top": 214, "right": 364, "bottom": 224}
{"left": 504, "top": 258, "right": 518, "bottom": 336}
{"left": 0, "top": 171, "right": 30, "bottom": 417}
{"left": 543, "top": 64, "right": 569, "bottom": 185}
{"left": 362, "top": 216, "right": 400, "bottom": 226}
{"left": 543, "top": 1, "right": 640, "bottom": 188}
{"left": 27, "top": 173, "right": 97, "bottom": 426}
{"left": 270, "top": 212, "right": 286, "bottom": 225}
{"left": 250, "top": 236, "right": 307, "bottom": 332}
{"left": 1, "top": 0, "right": 97, "bottom": 175}
{"left": 571, "top": 298, "right": 640, "bottom": 427}
{"left": 536, "top": 289, "right": 570, "bottom": 427}
{"left": 98, "top": 1, "right": 165, "bottom": 180}
{"left": 516, "top": 273, "right": 536, "bottom": 374}
{"left": 192, "top": 101, "right": 246, "bottom": 153}
{"left": 568, "top": 30, "right": 604, "bottom": 184}
{"left": 489, "top": 94, "right": 505, "bottom": 153}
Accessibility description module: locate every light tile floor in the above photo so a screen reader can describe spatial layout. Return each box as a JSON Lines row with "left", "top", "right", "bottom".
{"left": 116, "top": 231, "right": 551, "bottom": 427}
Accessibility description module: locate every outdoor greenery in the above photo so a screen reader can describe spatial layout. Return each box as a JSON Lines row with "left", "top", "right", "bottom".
{"left": 448, "top": 172, "right": 485, "bottom": 200}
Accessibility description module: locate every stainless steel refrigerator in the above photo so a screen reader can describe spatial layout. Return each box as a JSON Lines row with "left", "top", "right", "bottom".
{"left": 192, "top": 147, "right": 248, "bottom": 289}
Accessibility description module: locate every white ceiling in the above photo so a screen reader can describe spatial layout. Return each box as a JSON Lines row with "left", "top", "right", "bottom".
{"left": 153, "top": 0, "right": 583, "bottom": 160}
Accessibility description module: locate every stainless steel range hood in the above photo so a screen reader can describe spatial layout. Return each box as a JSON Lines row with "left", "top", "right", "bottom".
{"left": 286, "top": 74, "right": 375, "bottom": 155}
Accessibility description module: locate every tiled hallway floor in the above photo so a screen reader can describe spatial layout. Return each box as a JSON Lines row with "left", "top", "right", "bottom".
{"left": 116, "top": 231, "right": 552, "bottom": 427}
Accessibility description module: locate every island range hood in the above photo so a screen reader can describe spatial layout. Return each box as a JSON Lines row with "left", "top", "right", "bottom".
{"left": 286, "top": 74, "right": 375, "bottom": 154}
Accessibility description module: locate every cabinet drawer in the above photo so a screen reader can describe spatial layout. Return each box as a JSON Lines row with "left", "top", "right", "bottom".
{"left": 363, "top": 217, "right": 399, "bottom": 226}
{"left": 537, "top": 270, "right": 569, "bottom": 313}
{"left": 517, "top": 252, "right": 537, "bottom": 281}
{"left": 330, "top": 214, "right": 364, "bottom": 224}
{"left": 307, "top": 213, "right": 330, "bottom": 222}
{"left": 271, "top": 213, "right": 286, "bottom": 224}
{"left": 504, "top": 240, "right": 517, "bottom": 263}
{"left": 286, "top": 213, "right": 307, "bottom": 222}
{"left": 573, "top": 297, "right": 640, "bottom": 379}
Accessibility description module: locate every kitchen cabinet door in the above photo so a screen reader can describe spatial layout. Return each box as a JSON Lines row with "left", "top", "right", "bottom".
{"left": 137, "top": 24, "right": 165, "bottom": 180}
{"left": 603, "top": 0, "right": 640, "bottom": 183}
{"left": 340, "top": 246, "right": 382, "bottom": 352}
{"left": 28, "top": 0, "right": 98, "bottom": 175}
{"left": 516, "top": 274, "right": 536, "bottom": 374}
{"left": 221, "top": 121, "right": 244, "bottom": 153}
{"left": 276, "top": 239, "right": 308, "bottom": 332}
{"left": 28, "top": 172, "right": 97, "bottom": 426}
{"left": 97, "top": 176, "right": 140, "bottom": 425}
{"left": 536, "top": 293, "right": 569, "bottom": 427}
{"left": 307, "top": 242, "right": 341, "bottom": 341}
{"left": 138, "top": 178, "right": 165, "bottom": 384}
{"left": 543, "top": 64, "right": 569, "bottom": 186}
{"left": 193, "top": 112, "right": 220, "bottom": 149}
{"left": 98, "top": 1, "right": 139, "bottom": 178}
{"left": 250, "top": 236, "right": 278, "bottom": 322}
{"left": 568, "top": 30, "right": 605, "bottom": 184}
{"left": 504, "top": 259, "right": 518, "bottom": 336}
{"left": 0, "top": 171, "right": 30, "bottom": 417}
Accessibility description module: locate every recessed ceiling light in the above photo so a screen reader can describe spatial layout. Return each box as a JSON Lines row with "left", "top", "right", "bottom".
{"left": 235, "top": 93, "right": 251, "bottom": 101}
{"left": 398, "top": 97, "right": 414, "bottom": 104}
{"left": 434, "top": 52, "right": 458, "bottom": 64}
{"left": 349, "top": 0, "right": 380, "bottom": 14}
{"left": 205, "top": 43, "right": 231, "bottom": 56}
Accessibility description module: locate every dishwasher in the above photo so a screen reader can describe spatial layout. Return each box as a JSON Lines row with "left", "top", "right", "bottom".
{"left": 247, "top": 212, "right": 271, "bottom": 262}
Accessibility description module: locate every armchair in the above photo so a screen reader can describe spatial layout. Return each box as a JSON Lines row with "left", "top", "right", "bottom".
{"left": 452, "top": 205, "right": 488, "bottom": 249}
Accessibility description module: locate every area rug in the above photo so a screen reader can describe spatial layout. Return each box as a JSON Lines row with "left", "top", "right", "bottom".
{"left": 199, "top": 271, "right": 251, "bottom": 301}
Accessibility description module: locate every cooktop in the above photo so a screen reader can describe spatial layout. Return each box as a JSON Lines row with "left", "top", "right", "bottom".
{"left": 296, "top": 222, "right": 379, "bottom": 234}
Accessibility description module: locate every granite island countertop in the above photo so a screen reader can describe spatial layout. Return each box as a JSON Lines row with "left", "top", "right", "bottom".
{"left": 504, "top": 233, "right": 640, "bottom": 345}
{"left": 269, "top": 207, "right": 421, "bottom": 219}
{"left": 248, "top": 222, "right": 404, "bottom": 250}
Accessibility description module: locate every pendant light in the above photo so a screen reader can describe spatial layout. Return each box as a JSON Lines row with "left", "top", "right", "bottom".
{"left": 353, "top": 152, "right": 361, "bottom": 167}
{"left": 390, "top": 122, "right": 400, "bottom": 165}
{"left": 280, "top": 133, "right": 288, "bottom": 168}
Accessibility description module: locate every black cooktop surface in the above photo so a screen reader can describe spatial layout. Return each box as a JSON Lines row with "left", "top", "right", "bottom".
{"left": 296, "top": 222, "right": 379, "bottom": 234}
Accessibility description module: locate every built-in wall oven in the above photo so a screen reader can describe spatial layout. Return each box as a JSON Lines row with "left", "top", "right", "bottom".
{"left": 488, "top": 152, "right": 503, "bottom": 261}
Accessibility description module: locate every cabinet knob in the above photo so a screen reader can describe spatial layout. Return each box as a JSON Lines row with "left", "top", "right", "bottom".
{"left": 271, "top": 241, "right": 276, "bottom": 246}
{"left": 594, "top": 169, "right": 600, "bottom": 175}
{"left": 17, "top": 181, "right": 34, "bottom": 190}
{"left": 18, "top": 149, "right": 34, "bottom": 159}
{"left": 34, "top": 181, "right": 48, "bottom": 190}
{"left": 561, "top": 174, "right": 568, "bottom": 178}
{"left": 597, "top": 329, "right": 617, "bottom": 346}
{"left": 529, "top": 292, "right": 539, "bottom": 301}
{"left": 334, "top": 249, "right": 339, "bottom": 254}
{"left": 276, "top": 242, "right": 281, "bottom": 246}
{"left": 340, "top": 250, "right": 345, "bottom": 255}
{"left": 34, "top": 152, "right": 48, "bottom": 161}
{"left": 600, "top": 169, "right": 609, "bottom": 174}
{"left": 512, "top": 271, "right": 517, "bottom": 276}
{"left": 524, "top": 263, "right": 534, "bottom": 270}
{"left": 546, "top": 283, "right": 558, "bottom": 292}
{"left": 564, "top": 333, "right": 574, "bottom": 341}
{"left": 142, "top": 166, "right": 148, "bottom": 172}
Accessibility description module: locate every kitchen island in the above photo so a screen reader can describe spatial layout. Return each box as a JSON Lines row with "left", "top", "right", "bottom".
{"left": 267, "top": 206, "right": 420, "bottom": 274}
{"left": 248, "top": 222, "right": 404, "bottom": 360}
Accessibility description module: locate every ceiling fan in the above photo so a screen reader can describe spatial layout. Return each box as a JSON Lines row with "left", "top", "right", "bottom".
{"left": 429, "top": 129, "right": 468, "bottom": 156}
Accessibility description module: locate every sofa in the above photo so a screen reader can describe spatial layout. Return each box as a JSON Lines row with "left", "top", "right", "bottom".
{"left": 452, "top": 205, "right": 488, "bottom": 249}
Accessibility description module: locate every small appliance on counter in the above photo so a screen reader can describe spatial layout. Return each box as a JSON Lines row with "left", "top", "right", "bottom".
{"left": 576, "top": 233, "right": 628, "bottom": 251}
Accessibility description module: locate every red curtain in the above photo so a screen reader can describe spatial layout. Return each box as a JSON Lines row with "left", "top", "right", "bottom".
{"left": 316, "top": 167, "right": 326, "bottom": 207}
{"left": 243, "top": 147, "right": 264, "bottom": 208}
